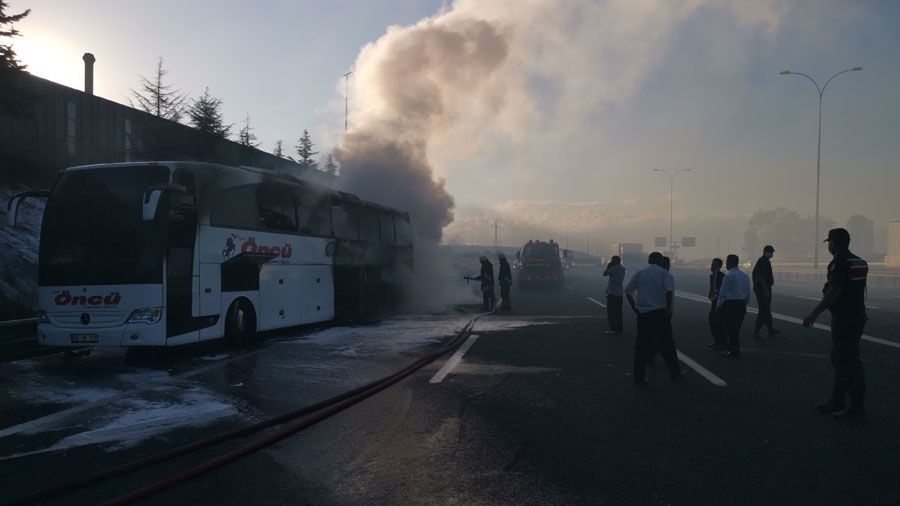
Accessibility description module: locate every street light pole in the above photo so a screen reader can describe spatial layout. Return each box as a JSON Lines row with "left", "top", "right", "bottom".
{"left": 343, "top": 71, "right": 354, "bottom": 132}
{"left": 653, "top": 168, "right": 691, "bottom": 261}
{"left": 779, "top": 66, "right": 862, "bottom": 269}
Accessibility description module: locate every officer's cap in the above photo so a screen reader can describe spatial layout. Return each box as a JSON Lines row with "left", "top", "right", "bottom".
{"left": 823, "top": 228, "right": 851, "bottom": 245}
{"left": 763, "top": 245, "right": 775, "bottom": 253}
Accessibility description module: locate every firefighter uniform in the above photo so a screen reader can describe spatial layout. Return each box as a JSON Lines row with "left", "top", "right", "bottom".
{"left": 498, "top": 255, "right": 512, "bottom": 310}
{"left": 471, "top": 257, "right": 496, "bottom": 311}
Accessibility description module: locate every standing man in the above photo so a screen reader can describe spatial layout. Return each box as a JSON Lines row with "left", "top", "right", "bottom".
{"left": 803, "top": 228, "right": 869, "bottom": 422}
{"left": 497, "top": 253, "right": 513, "bottom": 311}
{"left": 625, "top": 252, "right": 681, "bottom": 385}
{"left": 717, "top": 254, "right": 751, "bottom": 358}
{"left": 706, "top": 258, "right": 726, "bottom": 349}
{"left": 602, "top": 255, "right": 626, "bottom": 334}
{"left": 752, "top": 245, "right": 780, "bottom": 339}
{"left": 466, "top": 256, "right": 495, "bottom": 311}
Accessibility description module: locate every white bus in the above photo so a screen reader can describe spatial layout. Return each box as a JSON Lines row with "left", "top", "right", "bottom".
{"left": 6, "top": 162, "right": 413, "bottom": 349}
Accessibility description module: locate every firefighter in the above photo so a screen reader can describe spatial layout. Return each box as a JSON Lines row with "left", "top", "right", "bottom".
{"left": 466, "top": 256, "right": 496, "bottom": 311}
{"left": 498, "top": 253, "right": 513, "bottom": 310}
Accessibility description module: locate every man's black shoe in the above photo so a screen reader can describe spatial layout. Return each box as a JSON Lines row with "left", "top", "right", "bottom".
{"left": 722, "top": 350, "right": 740, "bottom": 358}
{"left": 753, "top": 333, "right": 763, "bottom": 340}
{"left": 832, "top": 409, "right": 866, "bottom": 422}
{"left": 815, "top": 401, "right": 845, "bottom": 415}
{"left": 671, "top": 371, "right": 683, "bottom": 383}
{"left": 769, "top": 328, "right": 781, "bottom": 337}
{"left": 706, "top": 343, "right": 722, "bottom": 349}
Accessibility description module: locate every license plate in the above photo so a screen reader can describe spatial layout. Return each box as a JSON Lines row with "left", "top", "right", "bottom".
{"left": 71, "top": 334, "right": 99, "bottom": 344}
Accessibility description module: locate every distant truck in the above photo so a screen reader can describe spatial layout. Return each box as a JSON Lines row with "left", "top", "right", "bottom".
{"left": 610, "top": 243, "right": 645, "bottom": 268}
{"left": 516, "top": 240, "right": 564, "bottom": 287}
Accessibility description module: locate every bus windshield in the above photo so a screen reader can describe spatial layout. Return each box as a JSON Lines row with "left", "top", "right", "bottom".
{"left": 39, "top": 166, "right": 170, "bottom": 286}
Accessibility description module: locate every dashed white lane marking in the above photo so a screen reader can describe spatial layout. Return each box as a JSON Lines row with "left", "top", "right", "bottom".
{"left": 676, "top": 350, "right": 728, "bottom": 387}
{"left": 586, "top": 297, "right": 607, "bottom": 308}
{"left": 430, "top": 334, "right": 480, "bottom": 384}
{"left": 675, "top": 291, "right": 900, "bottom": 350}
{"left": 564, "top": 284, "right": 574, "bottom": 291}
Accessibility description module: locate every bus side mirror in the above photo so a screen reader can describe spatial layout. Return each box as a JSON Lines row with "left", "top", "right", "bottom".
{"left": 142, "top": 190, "right": 162, "bottom": 221}
{"left": 562, "top": 249, "right": 569, "bottom": 259}
{"left": 5, "top": 196, "right": 21, "bottom": 227}
{"left": 516, "top": 250, "right": 521, "bottom": 261}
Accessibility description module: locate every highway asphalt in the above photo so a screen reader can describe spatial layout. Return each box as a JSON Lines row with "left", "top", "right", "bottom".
{"left": 3, "top": 266, "right": 899, "bottom": 504}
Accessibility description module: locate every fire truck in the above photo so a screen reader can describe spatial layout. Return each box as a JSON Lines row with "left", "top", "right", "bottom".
{"left": 516, "top": 240, "right": 564, "bottom": 287}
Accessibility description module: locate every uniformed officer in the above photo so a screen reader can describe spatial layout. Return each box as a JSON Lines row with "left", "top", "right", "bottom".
{"left": 803, "top": 228, "right": 869, "bottom": 422}
{"left": 497, "top": 253, "right": 513, "bottom": 310}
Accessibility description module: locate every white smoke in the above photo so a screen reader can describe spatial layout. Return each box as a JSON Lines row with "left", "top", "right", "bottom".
{"left": 335, "top": 0, "right": 787, "bottom": 307}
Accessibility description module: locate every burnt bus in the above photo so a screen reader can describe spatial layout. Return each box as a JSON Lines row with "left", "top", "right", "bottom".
{"left": 516, "top": 240, "right": 564, "bottom": 287}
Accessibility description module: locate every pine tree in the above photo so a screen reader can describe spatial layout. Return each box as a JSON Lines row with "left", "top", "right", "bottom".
{"left": 186, "top": 87, "right": 231, "bottom": 138}
{"left": 323, "top": 153, "right": 338, "bottom": 176}
{"left": 238, "top": 112, "right": 261, "bottom": 148}
{"left": 129, "top": 57, "right": 188, "bottom": 122}
{"left": 0, "top": 0, "right": 31, "bottom": 116}
{"left": 295, "top": 129, "right": 318, "bottom": 171}
{"left": 273, "top": 139, "right": 284, "bottom": 158}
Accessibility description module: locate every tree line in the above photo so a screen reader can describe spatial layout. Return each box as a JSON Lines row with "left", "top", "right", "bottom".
{"left": 0, "top": 3, "right": 337, "bottom": 176}
{"left": 130, "top": 57, "right": 338, "bottom": 176}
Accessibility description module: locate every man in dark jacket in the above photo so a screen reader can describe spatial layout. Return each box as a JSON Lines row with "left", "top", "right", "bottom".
{"left": 752, "top": 245, "right": 780, "bottom": 339}
{"left": 467, "top": 256, "right": 496, "bottom": 311}
{"left": 497, "top": 253, "right": 513, "bottom": 310}
{"left": 706, "top": 258, "right": 726, "bottom": 349}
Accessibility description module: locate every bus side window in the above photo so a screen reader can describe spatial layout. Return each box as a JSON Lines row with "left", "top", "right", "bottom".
{"left": 358, "top": 205, "right": 380, "bottom": 242}
{"left": 211, "top": 184, "right": 257, "bottom": 230}
{"left": 331, "top": 198, "right": 359, "bottom": 240}
{"left": 295, "top": 186, "right": 332, "bottom": 236}
{"left": 379, "top": 212, "right": 395, "bottom": 244}
{"left": 258, "top": 184, "right": 297, "bottom": 233}
{"left": 395, "top": 215, "right": 413, "bottom": 246}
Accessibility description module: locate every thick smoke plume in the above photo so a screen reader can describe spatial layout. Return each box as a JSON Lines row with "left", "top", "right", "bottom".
{"left": 335, "top": 1, "right": 787, "bottom": 308}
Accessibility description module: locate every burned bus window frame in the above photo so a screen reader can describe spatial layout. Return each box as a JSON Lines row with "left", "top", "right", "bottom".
{"left": 379, "top": 212, "right": 396, "bottom": 244}
{"left": 331, "top": 197, "right": 360, "bottom": 240}
{"left": 257, "top": 184, "right": 298, "bottom": 233}
{"left": 210, "top": 184, "right": 258, "bottom": 230}
{"left": 358, "top": 204, "right": 381, "bottom": 242}
{"left": 294, "top": 184, "right": 333, "bottom": 237}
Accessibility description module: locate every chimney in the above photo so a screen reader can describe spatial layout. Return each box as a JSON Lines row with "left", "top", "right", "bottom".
{"left": 82, "top": 53, "right": 95, "bottom": 95}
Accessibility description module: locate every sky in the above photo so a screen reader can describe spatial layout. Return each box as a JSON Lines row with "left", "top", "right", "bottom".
{"left": 8, "top": 0, "right": 900, "bottom": 259}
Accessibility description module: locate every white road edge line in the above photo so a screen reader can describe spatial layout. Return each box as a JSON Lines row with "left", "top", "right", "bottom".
{"left": 676, "top": 350, "right": 727, "bottom": 387}
{"left": 429, "top": 334, "right": 480, "bottom": 384}
{"left": 586, "top": 296, "right": 606, "bottom": 308}
{"left": 675, "top": 291, "right": 900, "bottom": 350}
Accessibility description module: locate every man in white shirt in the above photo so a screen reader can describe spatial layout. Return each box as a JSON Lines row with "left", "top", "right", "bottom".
{"left": 624, "top": 252, "right": 681, "bottom": 385}
{"left": 717, "top": 254, "right": 751, "bottom": 357}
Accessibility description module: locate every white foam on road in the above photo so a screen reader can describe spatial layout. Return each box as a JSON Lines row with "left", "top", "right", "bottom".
{"left": 675, "top": 291, "right": 900, "bottom": 350}
{"left": 0, "top": 388, "right": 238, "bottom": 460}
{"left": 564, "top": 284, "right": 574, "bottom": 291}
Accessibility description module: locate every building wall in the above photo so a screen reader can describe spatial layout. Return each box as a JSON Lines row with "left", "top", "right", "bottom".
{"left": 846, "top": 214, "right": 874, "bottom": 260}
{"left": 0, "top": 73, "right": 332, "bottom": 187}
{"left": 885, "top": 222, "right": 900, "bottom": 266}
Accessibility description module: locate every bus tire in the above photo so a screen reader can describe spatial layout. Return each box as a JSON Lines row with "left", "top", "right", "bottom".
{"left": 225, "top": 299, "right": 256, "bottom": 347}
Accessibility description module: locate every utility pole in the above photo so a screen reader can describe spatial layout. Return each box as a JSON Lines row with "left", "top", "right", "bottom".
{"left": 493, "top": 221, "right": 500, "bottom": 248}
{"left": 343, "top": 71, "right": 354, "bottom": 132}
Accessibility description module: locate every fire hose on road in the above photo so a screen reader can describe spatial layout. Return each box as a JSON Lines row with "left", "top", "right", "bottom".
{"left": 7, "top": 314, "right": 487, "bottom": 506}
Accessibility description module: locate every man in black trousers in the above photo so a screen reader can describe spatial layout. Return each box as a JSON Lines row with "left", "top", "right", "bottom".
{"left": 717, "top": 254, "right": 751, "bottom": 357}
{"left": 804, "top": 228, "right": 869, "bottom": 422}
{"left": 752, "top": 245, "right": 780, "bottom": 339}
{"left": 625, "top": 252, "right": 681, "bottom": 385}
{"left": 706, "top": 258, "right": 726, "bottom": 349}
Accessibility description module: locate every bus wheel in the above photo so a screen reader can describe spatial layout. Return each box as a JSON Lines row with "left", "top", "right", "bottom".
{"left": 225, "top": 300, "right": 256, "bottom": 347}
